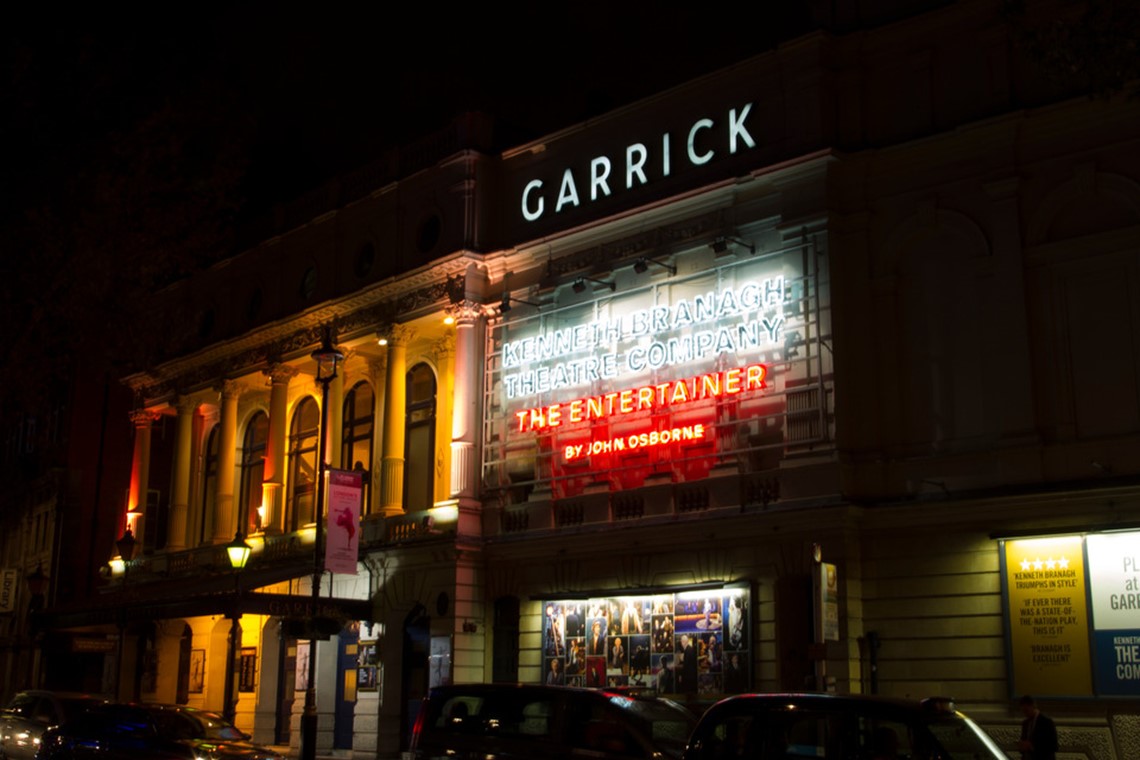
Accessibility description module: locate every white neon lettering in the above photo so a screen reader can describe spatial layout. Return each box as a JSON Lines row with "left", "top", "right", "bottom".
{"left": 687, "top": 118, "right": 714, "bottom": 165}
{"left": 662, "top": 132, "right": 671, "bottom": 176}
{"left": 591, "top": 157, "right": 612, "bottom": 201}
{"left": 728, "top": 103, "right": 755, "bottom": 153}
{"left": 522, "top": 179, "right": 544, "bottom": 221}
{"left": 626, "top": 144, "right": 648, "bottom": 188}
{"left": 556, "top": 168, "right": 580, "bottom": 213}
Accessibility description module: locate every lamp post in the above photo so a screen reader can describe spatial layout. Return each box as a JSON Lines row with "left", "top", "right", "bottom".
{"left": 223, "top": 532, "right": 252, "bottom": 724}
{"left": 114, "top": 526, "right": 137, "bottom": 700}
{"left": 301, "top": 325, "right": 343, "bottom": 760}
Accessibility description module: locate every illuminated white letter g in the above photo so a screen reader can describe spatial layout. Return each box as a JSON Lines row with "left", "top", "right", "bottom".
{"left": 522, "top": 179, "right": 544, "bottom": 221}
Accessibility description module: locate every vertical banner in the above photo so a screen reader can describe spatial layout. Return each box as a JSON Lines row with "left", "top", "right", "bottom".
{"left": 1004, "top": 536, "right": 1093, "bottom": 696}
{"left": 325, "top": 468, "right": 363, "bottom": 575}
{"left": 1086, "top": 531, "right": 1140, "bottom": 696}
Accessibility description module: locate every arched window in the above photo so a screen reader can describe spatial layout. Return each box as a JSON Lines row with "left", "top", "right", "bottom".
{"left": 341, "top": 382, "right": 374, "bottom": 515}
{"left": 198, "top": 425, "right": 219, "bottom": 545}
{"left": 404, "top": 363, "right": 436, "bottom": 512}
{"left": 287, "top": 397, "right": 320, "bottom": 531}
{"left": 238, "top": 411, "right": 269, "bottom": 535}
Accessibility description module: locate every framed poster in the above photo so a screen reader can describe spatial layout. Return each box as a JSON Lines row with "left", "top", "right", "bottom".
{"left": 295, "top": 642, "right": 310, "bottom": 692}
{"left": 189, "top": 649, "right": 205, "bottom": 694}
{"left": 239, "top": 647, "right": 257, "bottom": 692}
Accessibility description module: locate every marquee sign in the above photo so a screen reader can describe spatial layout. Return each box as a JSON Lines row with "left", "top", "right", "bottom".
{"left": 485, "top": 251, "right": 816, "bottom": 497}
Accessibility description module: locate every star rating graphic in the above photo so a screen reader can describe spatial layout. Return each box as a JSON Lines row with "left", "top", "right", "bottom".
{"left": 1019, "top": 556, "right": 1070, "bottom": 572}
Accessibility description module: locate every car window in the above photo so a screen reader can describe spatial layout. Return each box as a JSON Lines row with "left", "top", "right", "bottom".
{"left": 429, "top": 692, "right": 556, "bottom": 740}
{"left": 772, "top": 711, "right": 839, "bottom": 759}
{"left": 855, "top": 716, "right": 914, "bottom": 760}
{"left": 193, "top": 711, "right": 245, "bottom": 740}
{"left": 152, "top": 711, "right": 200, "bottom": 740}
{"left": 565, "top": 696, "right": 646, "bottom": 758}
{"left": 922, "top": 715, "right": 1007, "bottom": 760}
{"left": 689, "top": 712, "right": 761, "bottom": 760}
{"left": 6, "top": 694, "right": 39, "bottom": 718}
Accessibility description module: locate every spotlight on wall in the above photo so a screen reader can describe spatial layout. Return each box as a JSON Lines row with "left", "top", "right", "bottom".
{"left": 633, "top": 256, "right": 676, "bottom": 275}
{"left": 710, "top": 237, "right": 755, "bottom": 255}
{"left": 572, "top": 276, "right": 615, "bottom": 294}
{"left": 500, "top": 292, "right": 539, "bottom": 314}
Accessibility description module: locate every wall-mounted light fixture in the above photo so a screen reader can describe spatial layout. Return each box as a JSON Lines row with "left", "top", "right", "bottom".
{"left": 710, "top": 237, "right": 755, "bottom": 255}
{"left": 572, "top": 276, "right": 615, "bottom": 294}
{"left": 633, "top": 256, "right": 676, "bottom": 275}
{"left": 500, "top": 293, "right": 539, "bottom": 313}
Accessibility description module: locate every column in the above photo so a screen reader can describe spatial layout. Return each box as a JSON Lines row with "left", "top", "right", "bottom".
{"left": 367, "top": 356, "right": 387, "bottom": 517}
{"left": 380, "top": 325, "right": 415, "bottom": 516}
{"left": 213, "top": 380, "right": 242, "bottom": 544}
{"left": 433, "top": 334, "right": 456, "bottom": 505}
{"left": 263, "top": 364, "right": 298, "bottom": 535}
{"left": 450, "top": 303, "right": 485, "bottom": 501}
{"left": 166, "top": 396, "right": 196, "bottom": 552}
{"left": 127, "top": 409, "right": 157, "bottom": 545}
{"left": 327, "top": 354, "right": 346, "bottom": 469}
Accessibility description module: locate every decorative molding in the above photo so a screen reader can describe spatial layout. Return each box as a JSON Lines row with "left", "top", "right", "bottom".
{"left": 264, "top": 363, "right": 300, "bottom": 385}
{"left": 382, "top": 324, "right": 417, "bottom": 348}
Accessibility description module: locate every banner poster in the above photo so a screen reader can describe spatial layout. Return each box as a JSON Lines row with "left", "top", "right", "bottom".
{"left": 818, "top": 562, "right": 839, "bottom": 642}
{"left": 1086, "top": 531, "right": 1140, "bottom": 696}
{"left": 1004, "top": 536, "right": 1093, "bottom": 696}
{"left": 541, "top": 585, "right": 750, "bottom": 697}
{"left": 324, "top": 468, "right": 363, "bottom": 575}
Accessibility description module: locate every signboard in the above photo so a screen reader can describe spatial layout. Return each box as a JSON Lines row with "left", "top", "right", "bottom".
{"left": 541, "top": 585, "right": 750, "bottom": 697}
{"left": 1004, "top": 536, "right": 1093, "bottom": 696}
{"left": 486, "top": 252, "right": 825, "bottom": 500}
{"left": 325, "top": 468, "right": 363, "bottom": 575}
{"left": 0, "top": 568, "right": 18, "bottom": 613}
{"left": 816, "top": 562, "right": 839, "bottom": 643}
{"left": 1086, "top": 531, "right": 1140, "bottom": 695}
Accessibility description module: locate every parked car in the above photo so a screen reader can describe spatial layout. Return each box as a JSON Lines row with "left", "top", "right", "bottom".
{"left": 0, "top": 691, "right": 105, "bottom": 760}
{"left": 683, "top": 693, "right": 1008, "bottom": 760}
{"left": 409, "top": 684, "right": 696, "bottom": 759}
{"left": 35, "top": 703, "right": 284, "bottom": 760}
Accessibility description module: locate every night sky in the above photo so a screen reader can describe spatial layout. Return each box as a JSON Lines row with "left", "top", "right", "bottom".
{"left": 2, "top": 5, "right": 818, "bottom": 387}
{"left": 5, "top": 5, "right": 816, "bottom": 224}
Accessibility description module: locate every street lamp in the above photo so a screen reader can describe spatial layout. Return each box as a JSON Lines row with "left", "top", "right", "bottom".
{"left": 223, "top": 532, "right": 252, "bottom": 724}
{"left": 114, "top": 526, "right": 137, "bottom": 700}
{"left": 301, "top": 325, "right": 343, "bottom": 760}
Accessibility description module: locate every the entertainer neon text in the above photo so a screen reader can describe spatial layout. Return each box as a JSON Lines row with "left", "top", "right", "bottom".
{"left": 516, "top": 363, "right": 766, "bottom": 433}
{"left": 564, "top": 424, "right": 707, "bottom": 461}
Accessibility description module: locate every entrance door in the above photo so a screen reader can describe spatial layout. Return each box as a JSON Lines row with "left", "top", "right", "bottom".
{"left": 333, "top": 623, "right": 360, "bottom": 749}
{"left": 400, "top": 605, "right": 430, "bottom": 751}
{"left": 275, "top": 626, "right": 296, "bottom": 745}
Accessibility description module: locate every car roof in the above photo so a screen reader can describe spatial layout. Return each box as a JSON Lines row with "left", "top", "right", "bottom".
{"left": 428, "top": 683, "right": 677, "bottom": 703}
{"left": 702, "top": 692, "right": 962, "bottom": 716}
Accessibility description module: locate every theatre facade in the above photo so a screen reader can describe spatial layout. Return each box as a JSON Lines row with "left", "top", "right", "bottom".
{"left": 32, "top": 3, "right": 1140, "bottom": 759}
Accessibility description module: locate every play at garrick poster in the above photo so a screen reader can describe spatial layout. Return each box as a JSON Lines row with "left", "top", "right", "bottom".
{"left": 1086, "top": 531, "right": 1140, "bottom": 696}
{"left": 540, "top": 585, "right": 750, "bottom": 697}
{"left": 1004, "top": 536, "right": 1093, "bottom": 696}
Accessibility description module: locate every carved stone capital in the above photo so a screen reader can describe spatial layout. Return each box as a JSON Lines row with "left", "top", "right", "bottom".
{"left": 432, "top": 334, "right": 456, "bottom": 361}
{"left": 174, "top": 396, "right": 197, "bottom": 416}
{"left": 264, "top": 363, "right": 300, "bottom": 385}
{"left": 129, "top": 409, "right": 159, "bottom": 428}
{"left": 446, "top": 300, "right": 490, "bottom": 325}
{"left": 382, "top": 324, "right": 416, "bottom": 348}
{"left": 367, "top": 356, "right": 388, "bottom": 380}
{"left": 216, "top": 379, "right": 244, "bottom": 400}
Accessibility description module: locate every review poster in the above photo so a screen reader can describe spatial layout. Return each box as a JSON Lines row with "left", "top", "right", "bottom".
{"left": 1086, "top": 531, "right": 1140, "bottom": 696}
{"left": 324, "top": 468, "right": 363, "bottom": 575}
{"left": 1004, "top": 536, "right": 1093, "bottom": 696}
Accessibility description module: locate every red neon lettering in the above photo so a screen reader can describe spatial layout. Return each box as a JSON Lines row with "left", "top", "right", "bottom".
{"left": 725, "top": 367, "right": 742, "bottom": 394}
{"left": 700, "top": 373, "right": 720, "bottom": 397}
{"left": 619, "top": 388, "right": 635, "bottom": 414}
{"left": 517, "top": 364, "right": 769, "bottom": 433}
{"left": 746, "top": 364, "right": 766, "bottom": 390}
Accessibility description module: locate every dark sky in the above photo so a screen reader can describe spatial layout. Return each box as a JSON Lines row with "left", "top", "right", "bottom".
{"left": 4, "top": 5, "right": 816, "bottom": 222}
